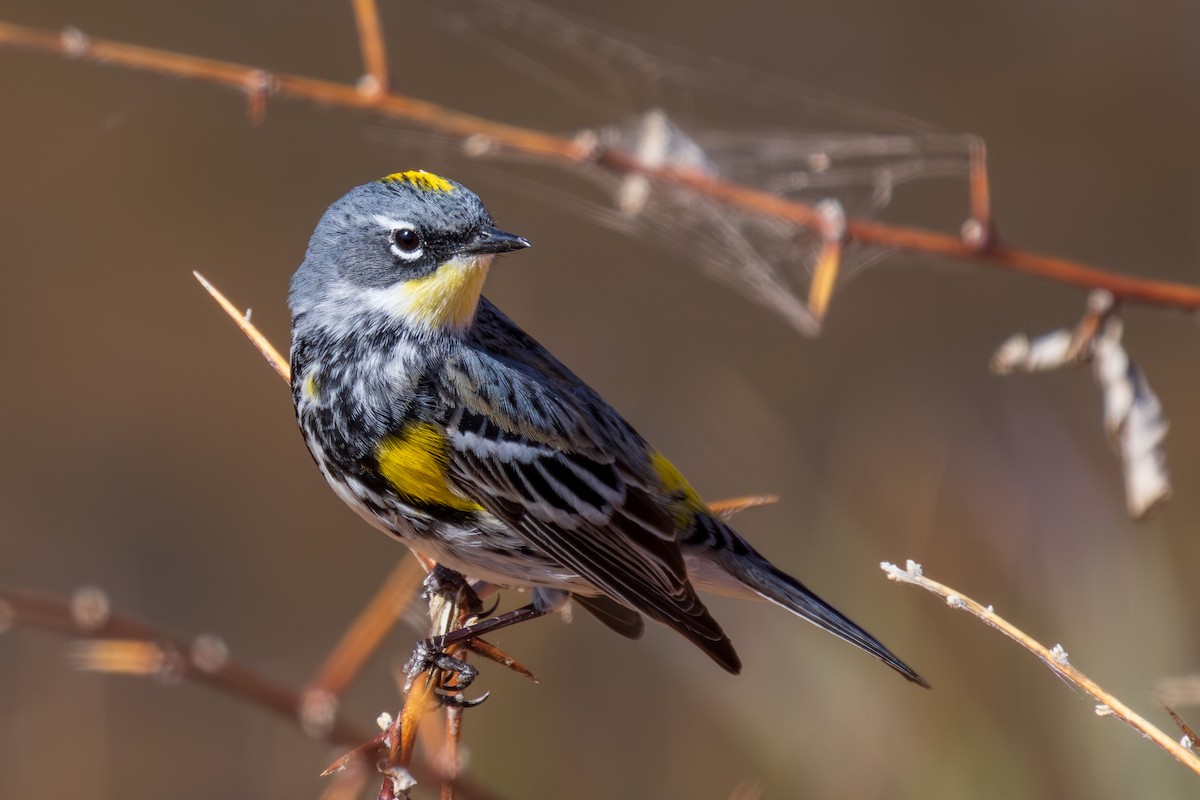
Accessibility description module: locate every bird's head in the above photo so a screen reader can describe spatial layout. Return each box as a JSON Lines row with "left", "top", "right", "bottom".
{"left": 290, "top": 170, "right": 530, "bottom": 335}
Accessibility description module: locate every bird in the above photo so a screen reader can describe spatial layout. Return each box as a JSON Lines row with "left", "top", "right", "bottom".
{"left": 288, "top": 169, "right": 926, "bottom": 686}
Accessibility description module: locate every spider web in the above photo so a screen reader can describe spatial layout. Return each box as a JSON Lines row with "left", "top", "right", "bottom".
{"left": 402, "top": 0, "right": 982, "bottom": 334}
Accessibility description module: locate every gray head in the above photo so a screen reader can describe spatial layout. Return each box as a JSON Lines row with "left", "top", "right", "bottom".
{"left": 290, "top": 170, "right": 529, "bottom": 335}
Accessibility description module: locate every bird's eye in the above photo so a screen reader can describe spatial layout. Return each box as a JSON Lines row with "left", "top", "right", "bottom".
{"left": 392, "top": 228, "right": 421, "bottom": 252}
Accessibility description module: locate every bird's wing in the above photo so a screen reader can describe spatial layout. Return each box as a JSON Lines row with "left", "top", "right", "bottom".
{"left": 437, "top": 346, "right": 739, "bottom": 672}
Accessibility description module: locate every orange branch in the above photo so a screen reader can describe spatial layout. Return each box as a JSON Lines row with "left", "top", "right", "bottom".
{"left": 0, "top": 585, "right": 366, "bottom": 744}
{"left": 351, "top": 0, "right": 390, "bottom": 96}
{"left": 2, "top": 20, "right": 1197, "bottom": 310}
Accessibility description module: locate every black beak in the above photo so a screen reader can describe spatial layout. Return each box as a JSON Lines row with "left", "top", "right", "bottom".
{"left": 461, "top": 224, "right": 531, "bottom": 256}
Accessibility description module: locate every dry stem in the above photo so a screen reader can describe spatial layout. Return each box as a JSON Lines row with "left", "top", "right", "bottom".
{"left": 882, "top": 560, "right": 1200, "bottom": 778}
{"left": 0, "top": 585, "right": 367, "bottom": 743}
{"left": 1, "top": 582, "right": 505, "bottom": 798}
{"left": 3, "top": 20, "right": 1199, "bottom": 310}
{"left": 351, "top": 0, "right": 390, "bottom": 96}
{"left": 193, "top": 271, "right": 290, "bottom": 380}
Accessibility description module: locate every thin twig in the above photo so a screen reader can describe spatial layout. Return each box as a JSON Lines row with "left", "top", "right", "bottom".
{"left": 962, "top": 139, "right": 993, "bottom": 248}
{"left": 0, "top": 585, "right": 366, "bottom": 743}
{"left": 882, "top": 560, "right": 1200, "bottom": 779}
{"left": 1, "top": 584, "right": 505, "bottom": 799}
{"left": 351, "top": 0, "right": 390, "bottom": 96}
{"left": 194, "top": 271, "right": 290, "bottom": 381}
{"left": 708, "top": 495, "right": 779, "bottom": 519}
{"left": 319, "top": 759, "right": 374, "bottom": 800}
{"left": 442, "top": 704, "right": 464, "bottom": 800}
{"left": 386, "top": 575, "right": 479, "bottom": 799}
{"left": 806, "top": 199, "right": 846, "bottom": 324}
{"left": 2, "top": 21, "right": 1198, "bottom": 310}
{"left": 1164, "top": 705, "right": 1200, "bottom": 749}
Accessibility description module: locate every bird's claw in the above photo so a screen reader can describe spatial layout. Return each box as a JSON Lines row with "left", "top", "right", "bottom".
{"left": 404, "top": 639, "right": 488, "bottom": 708}
{"left": 435, "top": 687, "right": 491, "bottom": 709}
{"left": 475, "top": 593, "right": 502, "bottom": 620}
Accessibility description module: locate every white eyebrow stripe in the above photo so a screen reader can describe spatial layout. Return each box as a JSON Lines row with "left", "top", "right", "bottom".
{"left": 372, "top": 214, "right": 417, "bottom": 231}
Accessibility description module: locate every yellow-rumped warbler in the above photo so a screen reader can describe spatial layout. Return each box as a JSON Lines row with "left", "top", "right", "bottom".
{"left": 289, "top": 170, "right": 925, "bottom": 685}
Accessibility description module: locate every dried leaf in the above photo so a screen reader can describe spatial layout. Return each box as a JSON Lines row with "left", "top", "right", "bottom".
{"left": 1164, "top": 705, "right": 1200, "bottom": 749}
{"left": 990, "top": 330, "right": 1074, "bottom": 374}
{"left": 1092, "top": 321, "right": 1171, "bottom": 519}
{"left": 992, "top": 291, "right": 1170, "bottom": 519}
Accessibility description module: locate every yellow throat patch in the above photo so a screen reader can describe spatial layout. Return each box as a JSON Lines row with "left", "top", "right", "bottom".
{"left": 379, "top": 170, "right": 456, "bottom": 194}
{"left": 375, "top": 422, "right": 483, "bottom": 514}
{"left": 387, "top": 255, "right": 490, "bottom": 333}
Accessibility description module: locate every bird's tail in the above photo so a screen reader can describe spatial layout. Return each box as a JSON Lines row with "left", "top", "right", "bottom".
{"left": 724, "top": 552, "right": 929, "bottom": 687}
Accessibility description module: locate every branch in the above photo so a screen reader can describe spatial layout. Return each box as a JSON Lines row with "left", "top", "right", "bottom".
{"left": 882, "top": 560, "right": 1200, "bottom": 778}
{"left": 351, "top": 0, "right": 390, "bottom": 96}
{"left": 0, "top": 584, "right": 506, "bottom": 799}
{"left": 193, "top": 271, "right": 290, "bottom": 381}
{"left": 0, "top": 585, "right": 366, "bottom": 744}
{"left": 3, "top": 20, "right": 1198, "bottom": 311}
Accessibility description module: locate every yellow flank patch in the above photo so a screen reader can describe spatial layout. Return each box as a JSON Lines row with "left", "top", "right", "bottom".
{"left": 650, "top": 451, "right": 708, "bottom": 526}
{"left": 396, "top": 255, "right": 489, "bottom": 332}
{"left": 380, "top": 170, "right": 456, "bottom": 194}
{"left": 302, "top": 372, "right": 319, "bottom": 401}
{"left": 375, "top": 422, "right": 483, "bottom": 513}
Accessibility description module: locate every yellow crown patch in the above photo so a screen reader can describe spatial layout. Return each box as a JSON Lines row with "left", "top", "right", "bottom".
{"left": 380, "top": 170, "right": 456, "bottom": 194}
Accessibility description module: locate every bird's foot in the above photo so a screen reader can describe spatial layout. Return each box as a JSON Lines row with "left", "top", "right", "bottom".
{"left": 404, "top": 639, "right": 489, "bottom": 709}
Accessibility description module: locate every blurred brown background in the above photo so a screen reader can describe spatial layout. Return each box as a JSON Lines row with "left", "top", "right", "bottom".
{"left": 3, "top": 0, "right": 1200, "bottom": 798}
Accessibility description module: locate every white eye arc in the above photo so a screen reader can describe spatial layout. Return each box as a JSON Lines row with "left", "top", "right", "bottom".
{"left": 390, "top": 228, "right": 423, "bottom": 261}
{"left": 373, "top": 215, "right": 424, "bottom": 262}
